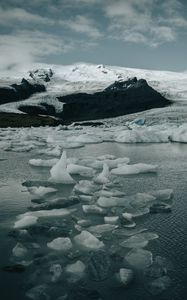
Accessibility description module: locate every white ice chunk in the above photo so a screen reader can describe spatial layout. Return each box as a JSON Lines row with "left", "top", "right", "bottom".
{"left": 125, "top": 249, "right": 153, "bottom": 270}
{"left": 67, "top": 164, "right": 94, "bottom": 177}
{"left": 120, "top": 235, "right": 148, "bottom": 248}
{"left": 74, "top": 180, "right": 99, "bottom": 195}
{"left": 49, "top": 151, "right": 75, "bottom": 184}
{"left": 97, "top": 196, "right": 125, "bottom": 207}
{"left": 47, "top": 237, "right": 72, "bottom": 251}
{"left": 27, "top": 186, "right": 57, "bottom": 198}
{"left": 148, "top": 189, "right": 173, "bottom": 201}
{"left": 118, "top": 268, "right": 134, "bottom": 286}
{"left": 74, "top": 230, "right": 104, "bottom": 250}
{"left": 18, "top": 208, "right": 75, "bottom": 219}
{"left": 94, "top": 163, "right": 110, "bottom": 184}
{"left": 66, "top": 260, "right": 86, "bottom": 278}
{"left": 90, "top": 157, "right": 130, "bottom": 169}
{"left": 115, "top": 127, "right": 170, "bottom": 143}
{"left": 12, "top": 243, "right": 28, "bottom": 257}
{"left": 82, "top": 205, "right": 106, "bottom": 215}
{"left": 104, "top": 216, "right": 119, "bottom": 225}
{"left": 95, "top": 189, "right": 125, "bottom": 197}
{"left": 67, "top": 134, "right": 102, "bottom": 144}
{"left": 29, "top": 158, "right": 58, "bottom": 167}
{"left": 111, "top": 163, "right": 158, "bottom": 175}
{"left": 14, "top": 216, "right": 38, "bottom": 229}
{"left": 88, "top": 224, "right": 117, "bottom": 234}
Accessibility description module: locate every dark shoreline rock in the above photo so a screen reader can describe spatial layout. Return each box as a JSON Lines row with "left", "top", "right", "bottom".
{"left": 0, "top": 113, "right": 61, "bottom": 128}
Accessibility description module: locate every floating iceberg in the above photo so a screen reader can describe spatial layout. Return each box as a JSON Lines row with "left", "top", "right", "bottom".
{"left": 74, "top": 180, "right": 99, "bottom": 195}
{"left": 115, "top": 127, "right": 170, "bottom": 143}
{"left": 82, "top": 205, "right": 106, "bottom": 215}
{"left": 74, "top": 230, "right": 104, "bottom": 250}
{"left": 29, "top": 158, "right": 58, "bottom": 167}
{"left": 111, "top": 163, "right": 158, "bottom": 175}
{"left": 104, "top": 216, "right": 119, "bottom": 224}
{"left": 125, "top": 248, "right": 153, "bottom": 270}
{"left": 49, "top": 151, "right": 75, "bottom": 184}
{"left": 67, "top": 163, "right": 94, "bottom": 177}
{"left": 14, "top": 216, "right": 38, "bottom": 229}
{"left": 67, "top": 134, "right": 103, "bottom": 144}
{"left": 88, "top": 224, "right": 117, "bottom": 234}
{"left": 47, "top": 237, "right": 72, "bottom": 251}
{"left": 65, "top": 260, "right": 86, "bottom": 278}
{"left": 12, "top": 243, "right": 28, "bottom": 257}
{"left": 94, "top": 163, "right": 110, "bottom": 184}
{"left": 27, "top": 186, "right": 57, "bottom": 198}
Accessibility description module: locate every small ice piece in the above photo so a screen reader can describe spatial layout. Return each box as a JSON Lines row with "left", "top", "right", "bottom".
{"left": 65, "top": 260, "right": 86, "bottom": 278}
{"left": 18, "top": 208, "right": 76, "bottom": 219}
{"left": 94, "top": 163, "right": 110, "bottom": 184}
{"left": 79, "top": 195, "right": 92, "bottom": 202}
{"left": 67, "top": 164, "right": 94, "bottom": 177}
{"left": 120, "top": 235, "right": 148, "bottom": 248}
{"left": 104, "top": 216, "right": 119, "bottom": 225}
{"left": 27, "top": 186, "right": 57, "bottom": 198}
{"left": 95, "top": 189, "right": 125, "bottom": 197}
{"left": 14, "top": 216, "right": 38, "bottom": 229}
{"left": 97, "top": 196, "right": 125, "bottom": 207}
{"left": 125, "top": 248, "right": 153, "bottom": 270}
{"left": 148, "top": 189, "right": 173, "bottom": 201}
{"left": 97, "top": 154, "right": 116, "bottom": 160}
{"left": 74, "top": 180, "right": 99, "bottom": 195}
{"left": 90, "top": 157, "right": 130, "bottom": 169}
{"left": 26, "top": 284, "right": 50, "bottom": 300}
{"left": 74, "top": 230, "right": 104, "bottom": 250}
{"left": 118, "top": 268, "right": 134, "bottom": 286}
{"left": 130, "top": 193, "right": 156, "bottom": 209}
{"left": 111, "top": 163, "right": 158, "bottom": 175}
{"left": 67, "top": 134, "right": 102, "bottom": 144}
{"left": 82, "top": 205, "right": 106, "bottom": 215}
{"left": 150, "top": 203, "right": 172, "bottom": 213}
{"left": 88, "top": 224, "right": 117, "bottom": 234}
{"left": 50, "top": 264, "right": 62, "bottom": 282}
{"left": 47, "top": 237, "right": 72, "bottom": 251}
{"left": 38, "top": 146, "right": 61, "bottom": 157}
{"left": 77, "top": 219, "right": 92, "bottom": 227}
{"left": 12, "top": 243, "right": 28, "bottom": 257}
{"left": 146, "top": 276, "right": 171, "bottom": 295}
{"left": 122, "top": 212, "right": 133, "bottom": 222}
{"left": 113, "top": 227, "right": 147, "bottom": 237}
{"left": 49, "top": 151, "right": 75, "bottom": 184}
{"left": 29, "top": 158, "right": 58, "bottom": 167}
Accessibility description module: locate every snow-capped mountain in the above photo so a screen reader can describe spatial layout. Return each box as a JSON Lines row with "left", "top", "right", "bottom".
{"left": 0, "top": 62, "right": 187, "bottom": 125}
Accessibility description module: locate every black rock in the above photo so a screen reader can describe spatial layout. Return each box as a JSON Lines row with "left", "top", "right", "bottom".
{"left": 56, "top": 78, "right": 171, "bottom": 122}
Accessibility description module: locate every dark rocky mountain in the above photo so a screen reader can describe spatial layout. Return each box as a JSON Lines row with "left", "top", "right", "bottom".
{"left": 56, "top": 77, "right": 172, "bottom": 122}
{"left": 0, "top": 76, "right": 172, "bottom": 127}
{"left": 0, "top": 78, "right": 46, "bottom": 105}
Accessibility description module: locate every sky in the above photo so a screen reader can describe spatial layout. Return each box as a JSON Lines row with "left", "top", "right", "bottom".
{"left": 0, "top": 0, "right": 187, "bottom": 72}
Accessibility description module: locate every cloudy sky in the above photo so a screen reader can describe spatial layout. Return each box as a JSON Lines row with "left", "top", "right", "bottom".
{"left": 0, "top": 0, "right": 187, "bottom": 71}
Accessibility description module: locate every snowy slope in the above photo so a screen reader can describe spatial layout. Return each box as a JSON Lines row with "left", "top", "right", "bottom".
{"left": 0, "top": 62, "right": 187, "bottom": 124}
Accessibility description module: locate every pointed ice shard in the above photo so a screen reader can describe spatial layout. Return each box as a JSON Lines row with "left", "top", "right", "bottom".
{"left": 49, "top": 151, "right": 75, "bottom": 184}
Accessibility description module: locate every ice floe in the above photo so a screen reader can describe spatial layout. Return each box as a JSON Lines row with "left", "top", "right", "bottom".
{"left": 74, "top": 230, "right": 104, "bottom": 250}
{"left": 125, "top": 248, "right": 153, "bottom": 270}
{"left": 111, "top": 163, "right": 158, "bottom": 175}
{"left": 14, "top": 216, "right": 38, "bottom": 229}
{"left": 47, "top": 237, "right": 72, "bottom": 251}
